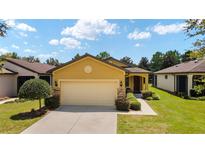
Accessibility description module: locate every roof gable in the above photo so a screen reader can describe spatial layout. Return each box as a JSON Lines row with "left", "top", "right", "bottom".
{"left": 48, "top": 54, "right": 127, "bottom": 73}
{"left": 0, "top": 68, "right": 17, "bottom": 75}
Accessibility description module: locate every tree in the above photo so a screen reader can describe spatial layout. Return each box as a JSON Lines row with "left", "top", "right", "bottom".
{"left": 0, "top": 22, "right": 9, "bottom": 37}
{"left": 72, "top": 53, "right": 81, "bottom": 60}
{"left": 150, "top": 51, "right": 164, "bottom": 72}
{"left": 120, "top": 56, "right": 134, "bottom": 66}
{"left": 46, "top": 58, "right": 60, "bottom": 66}
{"left": 138, "top": 57, "right": 150, "bottom": 70}
{"left": 18, "top": 79, "right": 52, "bottom": 109}
{"left": 96, "top": 51, "right": 110, "bottom": 60}
{"left": 22, "top": 56, "right": 40, "bottom": 63}
{"left": 181, "top": 50, "right": 196, "bottom": 62}
{"left": 184, "top": 19, "right": 205, "bottom": 58}
{"left": 0, "top": 52, "right": 20, "bottom": 62}
{"left": 162, "top": 50, "right": 181, "bottom": 69}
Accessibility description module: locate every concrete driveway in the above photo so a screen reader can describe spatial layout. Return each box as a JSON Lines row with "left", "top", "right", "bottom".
{"left": 21, "top": 105, "right": 117, "bottom": 134}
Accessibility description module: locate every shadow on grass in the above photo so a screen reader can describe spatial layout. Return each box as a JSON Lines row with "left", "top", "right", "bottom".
{"left": 10, "top": 107, "right": 47, "bottom": 120}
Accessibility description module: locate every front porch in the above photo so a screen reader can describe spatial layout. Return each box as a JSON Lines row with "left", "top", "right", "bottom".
{"left": 126, "top": 73, "right": 149, "bottom": 93}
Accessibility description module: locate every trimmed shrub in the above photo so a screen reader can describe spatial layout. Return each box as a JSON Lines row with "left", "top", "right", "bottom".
{"left": 45, "top": 96, "right": 60, "bottom": 110}
{"left": 130, "top": 101, "right": 141, "bottom": 110}
{"left": 127, "top": 92, "right": 141, "bottom": 110}
{"left": 198, "top": 96, "right": 205, "bottom": 101}
{"left": 190, "top": 88, "right": 205, "bottom": 97}
{"left": 152, "top": 94, "right": 160, "bottom": 100}
{"left": 18, "top": 79, "right": 52, "bottom": 109}
{"left": 146, "top": 96, "right": 153, "bottom": 100}
{"left": 141, "top": 90, "right": 154, "bottom": 99}
{"left": 115, "top": 98, "right": 130, "bottom": 111}
{"left": 115, "top": 88, "right": 130, "bottom": 111}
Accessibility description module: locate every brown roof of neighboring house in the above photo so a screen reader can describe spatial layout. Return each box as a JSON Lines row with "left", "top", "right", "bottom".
{"left": 125, "top": 67, "right": 151, "bottom": 73}
{"left": 5, "top": 58, "right": 55, "bottom": 74}
{"left": 0, "top": 67, "right": 18, "bottom": 75}
{"left": 155, "top": 59, "right": 205, "bottom": 74}
{"left": 48, "top": 53, "right": 150, "bottom": 74}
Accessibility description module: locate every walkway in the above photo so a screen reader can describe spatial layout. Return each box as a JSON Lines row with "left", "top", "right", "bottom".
{"left": 0, "top": 98, "right": 17, "bottom": 105}
{"left": 118, "top": 98, "right": 157, "bottom": 116}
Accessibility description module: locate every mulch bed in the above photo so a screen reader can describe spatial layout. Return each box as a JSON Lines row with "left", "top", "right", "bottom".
{"left": 10, "top": 107, "right": 48, "bottom": 120}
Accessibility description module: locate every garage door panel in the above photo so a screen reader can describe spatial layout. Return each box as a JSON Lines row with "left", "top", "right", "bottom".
{"left": 60, "top": 80, "right": 119, "bottom": 106}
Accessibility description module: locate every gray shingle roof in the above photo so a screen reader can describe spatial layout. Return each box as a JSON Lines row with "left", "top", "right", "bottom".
{"left": 155, "top": 59, "right": 205, "bottom": 74}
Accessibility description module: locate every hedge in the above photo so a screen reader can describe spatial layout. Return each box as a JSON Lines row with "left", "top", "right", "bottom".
{"left": 127, "top": 92, "right": 141, "bottom": 110}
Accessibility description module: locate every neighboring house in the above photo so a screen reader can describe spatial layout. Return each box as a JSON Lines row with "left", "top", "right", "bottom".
{"left": 0, "top": 58, "right": 55, "bottom": 98}
{"left": 154, "top": 59, "right": 205, "bottom": 96}
{"left": 0, "top": 68, "right": 18, "bottom": 97}
{"left": 48, "top": 53, "right": 150, "bottom": 106}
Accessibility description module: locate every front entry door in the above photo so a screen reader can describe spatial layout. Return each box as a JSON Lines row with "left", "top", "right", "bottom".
{"left": 134, "top": 76, "right": 141, "bottom": 93}
{"left": 176, "top": 75, "right": 188, "bottom": 94}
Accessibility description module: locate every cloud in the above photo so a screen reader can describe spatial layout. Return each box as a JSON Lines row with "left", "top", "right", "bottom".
{"left": 19, "top": 32, "right": 28, "bottom": 37}
{"left": 4, "top": 19, "right": 37, "bottom": 32}
{"left": 5, "top": 19, "right": 16, "bottom": 27}
{"left": 49, "top": 39, "right": 59, "bottom": 46}
{"left": 16, "top": 23, "right": 37, "bottom": 32}
{"left": 61, "top": 19, "right": 117, "bottom": 40}
{"left": 24, "top": 41, "right": 28, "bottom": 45}
{"left": 152, "top": 23, "right": 186, "bottom": 35}
{"left": 128, "top": 30, "right": 151, "bottom": 40}
{"left": 59, "top": 37, "right": 81, "bottom": 49}
{"left": 37, "top": 52, "right": 59, "bottom": 61}
{"left": 11, "top": 44, "right": 20, "bottom": 49}
{"left": 129, "top": 20, "right": 135, "bottom": 23}
{"left": 0, "top": 48, "right": 12, "bottom": 54}
{"left": 24, "top": 48, "right": 36, "bottom": 53}
{"left": 135, "top": 43, "right": 140, "bottom": 47}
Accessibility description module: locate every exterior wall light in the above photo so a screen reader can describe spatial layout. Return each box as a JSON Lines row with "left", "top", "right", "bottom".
{"left": 55, "top": 81, "right": 58, "bottom": 87}
{"left": 120, "top": 81, "right": 123, "bottom": 87}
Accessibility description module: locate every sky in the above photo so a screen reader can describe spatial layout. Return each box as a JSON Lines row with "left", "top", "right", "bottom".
{"left": 0, "top": 19, "right": 196, "bottom": 63}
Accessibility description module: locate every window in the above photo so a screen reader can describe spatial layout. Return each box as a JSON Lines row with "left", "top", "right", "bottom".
{"left": 39, "top": 75, "right": 51, "bottom": 85}
{"left": 125, "top": 77, "right": 129, "bottom": 87}
{"left": 143, "top": 78, "right": 145, "bottom": 84}
{"left": 165, "top": 75, "right": 168, "bottom": 79}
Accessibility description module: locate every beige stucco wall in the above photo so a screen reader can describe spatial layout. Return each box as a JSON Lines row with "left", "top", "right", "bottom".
{"left": 0, "top": 75, "right": 17, "bottom": 97}
{"left": 157, "top": 74, "right": 175, "bottom": 92}
{"left": 53, "top": 57, "right": 125, "bottom": 89}
{"left": 4, "top": 62, "right": 38, "bottom": 77}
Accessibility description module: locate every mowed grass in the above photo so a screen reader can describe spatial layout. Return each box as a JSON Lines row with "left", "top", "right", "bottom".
{"left": 118, "top": 87, "right": 205, "bottom": 134}
{"left": 0, "top": 100, "right": 44, "bottom": 134}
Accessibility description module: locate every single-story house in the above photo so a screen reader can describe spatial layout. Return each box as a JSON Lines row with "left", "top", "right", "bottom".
{"left": 0, "top": 58, "right": 55, "bottom": 98}
{"left": 48, "top": 53, "right": 150, "bottom": 106}
{"left": 154, "top": 59, "right": 205, "bottom": 96}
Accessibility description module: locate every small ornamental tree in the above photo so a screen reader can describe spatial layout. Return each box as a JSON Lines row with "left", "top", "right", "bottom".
{"left": 18, "top": 79, "right": 52, "bottom": 109}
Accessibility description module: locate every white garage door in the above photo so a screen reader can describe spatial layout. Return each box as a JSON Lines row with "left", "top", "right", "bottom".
{"left": 60, "top": 80, "right": 119, "bottom": 106}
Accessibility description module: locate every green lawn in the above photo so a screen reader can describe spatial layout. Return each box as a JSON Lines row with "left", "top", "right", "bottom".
{"left": 118, "top": 87, "right": 205, "bottom": 134}
{"left": 0, "top": 100, "right": 44, "bottom": 134}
